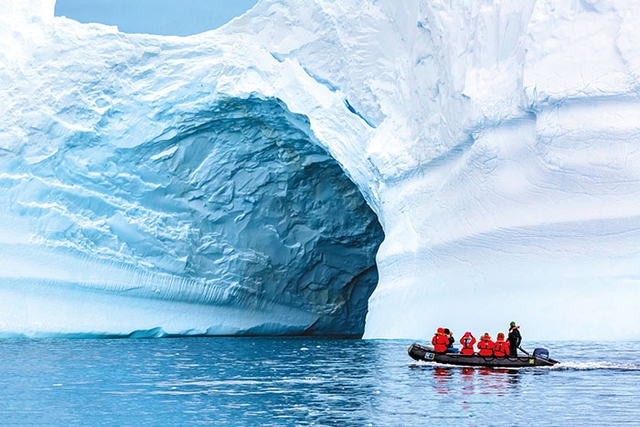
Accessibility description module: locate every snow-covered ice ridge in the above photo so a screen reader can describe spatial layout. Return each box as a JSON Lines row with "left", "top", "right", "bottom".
{"left": 1, "top": 0, "right": 639, "bottom": 340}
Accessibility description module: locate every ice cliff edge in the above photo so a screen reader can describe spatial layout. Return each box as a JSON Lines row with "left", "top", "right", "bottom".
{"left": 1, "top": 0, "right": 640, "bottom": 339}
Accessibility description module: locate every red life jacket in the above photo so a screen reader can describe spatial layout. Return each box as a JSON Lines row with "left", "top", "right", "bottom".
{"left": 431, "top": 333, "right": 449, "bottom": 353}
{"left": 493, "top": 339, "right": 510, "bottom": 357}
{"left": 459, "top": 336, "right": 476, "bottom": 355}
{"left": 477, "top": 338, "right": 494, "bottom": 356}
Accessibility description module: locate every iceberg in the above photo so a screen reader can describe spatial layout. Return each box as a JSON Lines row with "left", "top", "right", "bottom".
{"left": 1, "top": 0, "right": 639, "bottom": 340}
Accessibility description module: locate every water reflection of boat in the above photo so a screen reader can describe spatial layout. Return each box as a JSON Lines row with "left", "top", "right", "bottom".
{"left": 408, "top": 343, "right": 559, "bottom": 368}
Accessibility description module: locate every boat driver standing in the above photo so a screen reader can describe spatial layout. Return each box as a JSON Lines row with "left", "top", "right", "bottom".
{"left": 508, "top": 321, "right": 522, "bottom": 356}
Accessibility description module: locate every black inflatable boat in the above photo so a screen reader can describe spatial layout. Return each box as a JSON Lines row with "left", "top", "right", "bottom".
{"left": 408, "top": 343, "right": 559, "bottom": 368}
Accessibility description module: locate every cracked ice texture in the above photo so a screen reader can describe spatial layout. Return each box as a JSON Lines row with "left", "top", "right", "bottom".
{"left": 0, "top": 0, "right": 383, "bottom": 337}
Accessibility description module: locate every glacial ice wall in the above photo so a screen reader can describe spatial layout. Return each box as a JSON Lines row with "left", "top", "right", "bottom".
{"left": 2, "top": 0, "right": 640, "bottom": 339}
{"left": 211, "top": 0, "right": 640, "bottom": 340}
{"left": 0, "top": 0, "right": 383, "bottom": 337}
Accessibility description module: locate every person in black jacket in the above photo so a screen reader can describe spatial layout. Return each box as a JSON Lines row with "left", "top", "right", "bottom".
{"left": 508, "top": 321, "right": 522, "bottom": 356}
{"left": 443, "top": 328, "right": 458, "bottom": 353}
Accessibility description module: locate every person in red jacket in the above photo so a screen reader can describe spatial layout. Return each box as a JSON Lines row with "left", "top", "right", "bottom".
{"left": 431, "top": 327, "right": 449, "bottom": 353}
{"left": 459, "top": 331, "right": 476, "bottom": 355}
{"left": 493, "top": 332, "right": 510, "bottom": 357}
{"left": 477, "top": 332, "right": 494, "bottom": 356}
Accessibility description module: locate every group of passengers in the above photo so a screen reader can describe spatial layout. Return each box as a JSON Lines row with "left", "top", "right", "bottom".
{"left": 431, "top": 322, "right": 522, "bottom": 357}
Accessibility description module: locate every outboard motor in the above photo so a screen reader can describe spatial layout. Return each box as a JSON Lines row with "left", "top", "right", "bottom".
{"left": 533, "top": 348, "right": 550, "bottom": 360}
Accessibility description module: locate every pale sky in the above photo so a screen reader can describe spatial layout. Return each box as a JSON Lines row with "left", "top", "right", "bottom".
{"left": 54, "top": 0, "right": 259, "bottom": 36}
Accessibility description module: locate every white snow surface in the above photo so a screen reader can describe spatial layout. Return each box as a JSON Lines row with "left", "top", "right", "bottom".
{"left": 1, "top": 0, "right": 640, "bottom": 340}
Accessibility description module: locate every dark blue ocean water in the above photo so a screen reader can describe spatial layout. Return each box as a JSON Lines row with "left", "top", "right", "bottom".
{"left": 0, "top": 338, "right": 638, "bottom": 426}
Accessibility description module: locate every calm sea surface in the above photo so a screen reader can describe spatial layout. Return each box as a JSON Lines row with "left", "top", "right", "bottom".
{"left": 0, "top": 338, "right": 638, "bottom": 426}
